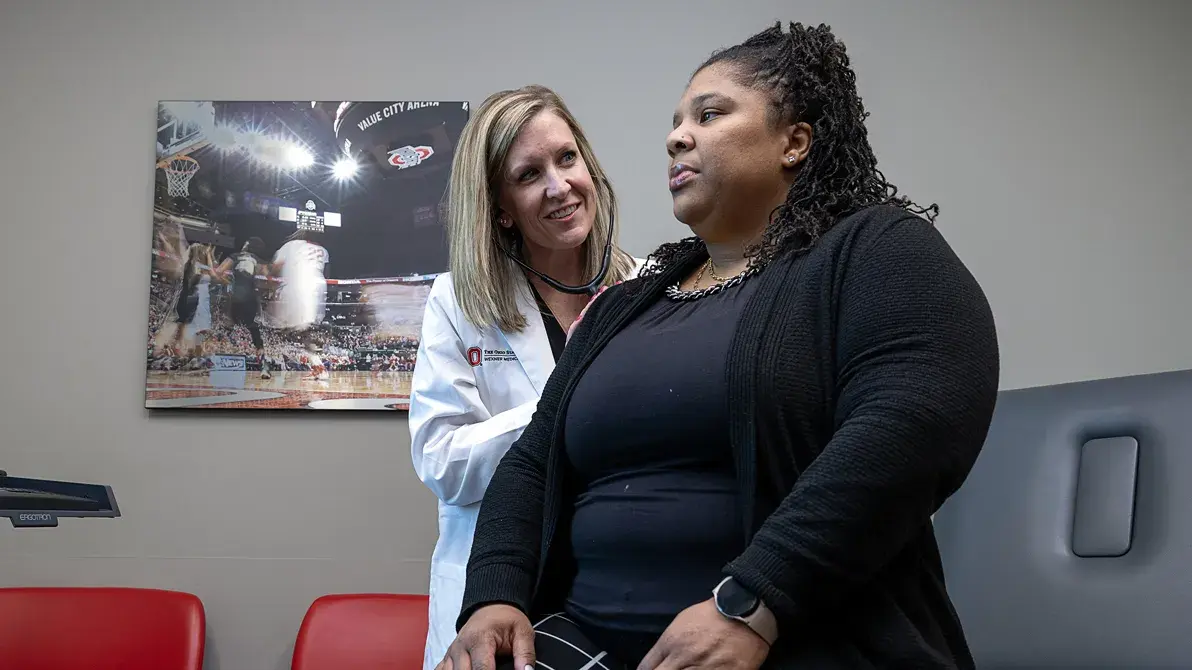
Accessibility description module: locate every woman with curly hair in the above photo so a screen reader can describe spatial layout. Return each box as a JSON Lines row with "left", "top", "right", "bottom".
{"left": 438, "top": 22, "right": 1000, "bottom": 670}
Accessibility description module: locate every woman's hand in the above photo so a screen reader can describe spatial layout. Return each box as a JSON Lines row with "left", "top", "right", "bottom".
{"left": 637, "top": 600, "right": 770, "bottom": 670}
{"left": 566, "top": 283, "right": 617, "bottom": 343}
{"left": 436, "top": 604, "right": 536, "bottom": 670}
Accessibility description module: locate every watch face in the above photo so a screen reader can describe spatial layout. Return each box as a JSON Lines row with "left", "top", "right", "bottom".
{"left": 717, "top": 579, "right": 760, "bottom": 617}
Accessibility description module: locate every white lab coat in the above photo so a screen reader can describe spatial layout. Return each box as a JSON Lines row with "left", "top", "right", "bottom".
{"left": 409, "top": 262, "right": 642, "bottom": 670}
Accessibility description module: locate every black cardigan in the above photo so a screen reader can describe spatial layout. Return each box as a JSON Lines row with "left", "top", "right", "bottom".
{"left": 458, "top": 205, "right": 1000, "bottom": 669}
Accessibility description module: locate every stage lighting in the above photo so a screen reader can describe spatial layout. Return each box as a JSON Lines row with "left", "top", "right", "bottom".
{"left": 285, "top": 144, "right": 315, "bottom": 169}
{"left": 209, "top": 124, "right": 239, "bottom": 151}
{"left": 332, "top": 157, "right": 359, "bottom": 180}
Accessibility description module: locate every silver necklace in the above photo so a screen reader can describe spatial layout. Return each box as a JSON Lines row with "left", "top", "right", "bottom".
{"left": 665, "top": 262, "right": 762, "bottom": 301}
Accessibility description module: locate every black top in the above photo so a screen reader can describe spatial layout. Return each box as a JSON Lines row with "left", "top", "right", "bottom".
{"left": 528, "top": 282, "right": 567, "bottom": 363}
{"left": 174, "top": 259, "right": 202, "bottom": 321}
{"left": 180, "top": 259, "right": 201, "bottom": 298}
{"left": 459, "top": 206, "right": 1001, "bottom": 669}
{"left": 230, "top": 251, "right": 260, "bottom": 303}
{"left": 561, "top": 279, "right": 759, "bottom": 661}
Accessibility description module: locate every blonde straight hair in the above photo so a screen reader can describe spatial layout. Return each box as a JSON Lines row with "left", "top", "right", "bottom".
{"left": 444, "top": 85, "right": 636, "bottom": 333}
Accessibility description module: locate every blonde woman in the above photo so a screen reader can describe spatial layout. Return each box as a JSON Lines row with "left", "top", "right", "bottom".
{"left": 409, "top": 84, "right": 643, "bottom": 670}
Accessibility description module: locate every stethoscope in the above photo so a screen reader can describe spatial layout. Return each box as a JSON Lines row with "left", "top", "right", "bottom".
{"left": 495, "top": 202, "right": 615, "bottom": 297}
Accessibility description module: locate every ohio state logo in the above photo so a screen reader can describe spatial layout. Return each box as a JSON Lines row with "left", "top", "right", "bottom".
{"left": 466, "top": 347, "right": 482, "bottom": 367}
{"left": 387, "top": 145, "right": 434, "bottom": 169}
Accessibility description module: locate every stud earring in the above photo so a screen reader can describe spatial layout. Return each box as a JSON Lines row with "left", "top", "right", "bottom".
{"left": 787, "top": 155, "right": 796, "bottom": 164}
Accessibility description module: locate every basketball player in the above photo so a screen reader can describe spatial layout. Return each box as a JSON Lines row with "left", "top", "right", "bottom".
{"left": 303, "top": 339, "right": 327, "bottom": 382}
{"left": 157, "top": 240, "right": 214, "bottom": 357}
{"left": 151, "top": 220, "right": 196, "bottom": 356}
{"left": 270, "top": 229, "right": 330, "bottom": 381}
{"left": 212, "top": 237, "right": 273, "bottom": 379}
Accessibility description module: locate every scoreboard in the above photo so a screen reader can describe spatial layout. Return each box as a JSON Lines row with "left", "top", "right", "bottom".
{"left": 279, "top": 200, "right": 341, "bottom": 233}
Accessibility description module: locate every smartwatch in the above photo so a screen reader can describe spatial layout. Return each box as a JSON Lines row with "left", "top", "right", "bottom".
{"left": 712, "top": 576, "right": 779, "bottom": 645}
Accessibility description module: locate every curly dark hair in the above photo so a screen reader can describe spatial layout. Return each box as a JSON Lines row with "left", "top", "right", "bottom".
{"left": 643, "top": 21, "right": 938, "bottom": 276}
{"left": 243, "top": 236, "right": 266, "bottom": 257}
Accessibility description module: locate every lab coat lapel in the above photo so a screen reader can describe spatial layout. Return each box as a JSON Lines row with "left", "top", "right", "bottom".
{"left": 501, "top": 283, "right": 555, "bottom": 396}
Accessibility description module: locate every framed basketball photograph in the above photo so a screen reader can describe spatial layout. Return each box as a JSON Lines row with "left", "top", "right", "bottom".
{"left": 145, "top": 100, "right": 469, "bottom": 410}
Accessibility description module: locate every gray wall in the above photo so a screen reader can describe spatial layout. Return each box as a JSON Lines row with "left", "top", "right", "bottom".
{"left": 1, "top": 0, "right": 1189, "bottom": 668}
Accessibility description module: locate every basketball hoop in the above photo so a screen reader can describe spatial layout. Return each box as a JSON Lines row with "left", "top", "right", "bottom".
{"left": 158, "top": 155, "right": 200, "bottom": 197}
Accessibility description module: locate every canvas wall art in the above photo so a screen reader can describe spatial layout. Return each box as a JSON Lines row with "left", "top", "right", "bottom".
{"left": 145, "top": 100, "right": 469, "bottom": 410}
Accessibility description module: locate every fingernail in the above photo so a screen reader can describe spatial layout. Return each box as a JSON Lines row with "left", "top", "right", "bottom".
{"left": 525, "top": 665, "right": 534, "bottom": 670}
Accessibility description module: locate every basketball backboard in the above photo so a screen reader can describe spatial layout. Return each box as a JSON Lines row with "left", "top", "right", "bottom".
{"left": 157, "top": 101, "right": 215, "bottom": 160}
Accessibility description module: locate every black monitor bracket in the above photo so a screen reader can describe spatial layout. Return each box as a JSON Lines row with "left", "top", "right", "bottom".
{"left": 0, "top": 470, "right": 121, "bottom": 528}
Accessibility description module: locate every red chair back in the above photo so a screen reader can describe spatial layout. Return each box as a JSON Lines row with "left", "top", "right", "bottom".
{"left": 0, "top": 586, "right": 205, "bottom": 670}
{"left": 292, "top": 593, "right": 429, "bottom": 670}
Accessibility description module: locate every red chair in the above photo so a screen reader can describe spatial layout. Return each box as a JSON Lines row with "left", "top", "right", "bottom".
{"left": 292, "top": 593, "right": 430, "bottom": 670}
{"left": 0, "top": 586, "right": 205, "bottom": 670}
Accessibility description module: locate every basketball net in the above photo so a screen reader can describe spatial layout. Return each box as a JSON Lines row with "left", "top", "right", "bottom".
{"left": 159, "top": 155, "right": 200, "bottom": 197}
